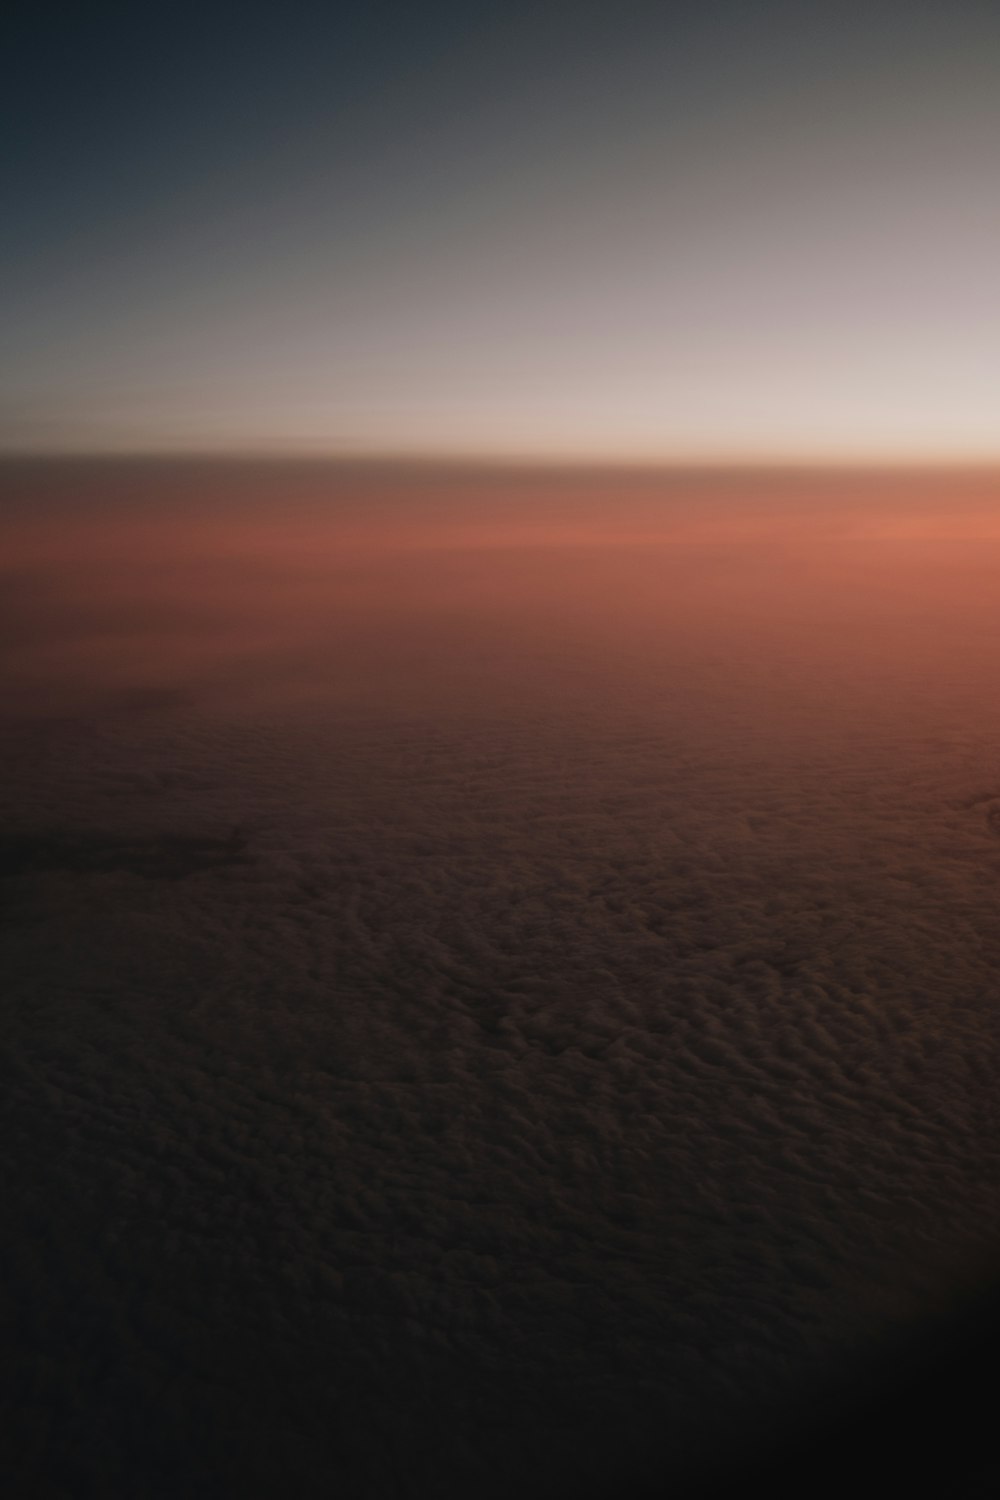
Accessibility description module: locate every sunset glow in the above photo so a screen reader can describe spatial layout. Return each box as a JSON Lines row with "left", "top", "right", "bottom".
{"left": 6, "top": 5, "right": 1000, "bottom": 1497}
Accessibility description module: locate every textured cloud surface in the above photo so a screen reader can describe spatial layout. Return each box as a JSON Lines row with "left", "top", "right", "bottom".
{"left": 3, "top": 462, "right": 1000, "bottom": 1496}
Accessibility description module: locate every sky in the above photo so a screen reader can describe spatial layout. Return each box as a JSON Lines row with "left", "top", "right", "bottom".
{"left": 4, "top": 0, "right": 999, "bottom": 460}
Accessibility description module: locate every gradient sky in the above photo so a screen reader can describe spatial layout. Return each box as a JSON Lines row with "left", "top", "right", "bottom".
{"left": 5, "top": 1, "right": 999, "bottom": 459}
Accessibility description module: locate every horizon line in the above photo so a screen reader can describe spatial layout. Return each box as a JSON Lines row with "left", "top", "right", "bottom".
{"left": 4, "top": 446, "right": 1000, "bottom": 475}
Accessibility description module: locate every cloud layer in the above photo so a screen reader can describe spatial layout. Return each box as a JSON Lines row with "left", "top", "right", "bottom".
{"left": 2, "top": 463, "right": 1000, "bottom": 1496}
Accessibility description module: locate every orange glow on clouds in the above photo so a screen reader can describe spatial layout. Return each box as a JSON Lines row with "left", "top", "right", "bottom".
{"left": 5, "top": 462, "right": 1000, "bottom": 740}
